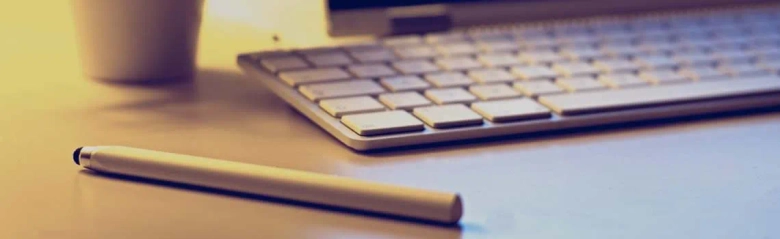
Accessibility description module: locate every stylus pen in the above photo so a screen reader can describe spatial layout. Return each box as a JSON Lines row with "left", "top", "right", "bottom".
{"left": 72, "top": 146, "right": 463, "bottom": 224}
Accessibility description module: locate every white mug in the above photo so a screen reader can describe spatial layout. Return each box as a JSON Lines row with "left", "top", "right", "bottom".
{"left": 72, "top": 0, "right": 204, "bottom": 83}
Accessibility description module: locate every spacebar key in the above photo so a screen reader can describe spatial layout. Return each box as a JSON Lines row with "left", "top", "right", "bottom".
{"left": 538, "top": 75, "right": 780, "bottom": 115}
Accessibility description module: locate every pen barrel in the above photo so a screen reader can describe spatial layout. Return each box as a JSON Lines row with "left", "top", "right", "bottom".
{"left": 81, "top": 146, "right": 462, "bottom": 223}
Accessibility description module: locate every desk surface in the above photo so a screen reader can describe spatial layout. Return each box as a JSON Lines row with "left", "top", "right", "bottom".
{"left": 2, "top": 1, "right": 780, "bottom": 239}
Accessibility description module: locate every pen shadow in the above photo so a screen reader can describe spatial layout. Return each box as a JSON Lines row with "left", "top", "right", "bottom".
{"left": 77, "top": 169, "right": 464, "bottom": 230}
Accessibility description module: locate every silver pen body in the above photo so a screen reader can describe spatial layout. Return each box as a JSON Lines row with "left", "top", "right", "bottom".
{"left": 75, "top": 146, "right": 462, "bottom": 223}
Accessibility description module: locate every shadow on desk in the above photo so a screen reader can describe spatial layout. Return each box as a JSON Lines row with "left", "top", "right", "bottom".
{"left": 93, "top": 68, "right": 288, "bottom": 113}
{"left": 84, "top": 68, "right": 324, "bottom": 135}
{"left": 356, "top": 106, "right": 780, "bottom": 161}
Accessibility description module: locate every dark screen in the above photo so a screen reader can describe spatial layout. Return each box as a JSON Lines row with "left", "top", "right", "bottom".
{"left": 329, "top": 0, "right": 507, "bottom": 11}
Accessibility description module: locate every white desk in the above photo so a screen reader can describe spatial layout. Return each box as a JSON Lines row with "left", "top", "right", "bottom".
{"left": 2, "top": 1, "right": 779, "bottom": 238}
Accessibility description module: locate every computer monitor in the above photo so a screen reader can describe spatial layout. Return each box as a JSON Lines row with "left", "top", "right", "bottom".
{"left": 327, "top": 0, "right": 772, "bottom": 36}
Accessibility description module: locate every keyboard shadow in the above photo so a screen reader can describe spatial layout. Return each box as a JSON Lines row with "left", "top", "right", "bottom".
{"left": 356, "top": 106, "right": 780, "bottom": 159}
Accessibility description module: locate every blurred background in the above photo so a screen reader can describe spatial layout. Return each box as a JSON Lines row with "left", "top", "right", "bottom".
{"left": 0, "top": 0, "right": 366, "bottom": 84}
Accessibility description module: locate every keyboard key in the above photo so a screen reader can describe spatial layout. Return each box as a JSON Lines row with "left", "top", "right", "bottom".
{"left": 298, "top": 80, "right": 386, "bottom": 101}
{"left": 637, "top": 29, "right": 674, "bottom": 43}
{"left": 713, "top": 49, "right": 754, "bottom": 65}
{"left": 560, "top": 46, "right": 609, "bottom": 60}
{"left": 304, "top": 52, "right": 353, "bottom": 67}
{"left": 469, "top": 84, "right": 522, "bottom": 100}
{"left": 510, "top": 65, "right": 559, "bottom": 80}
{"left": 600, "top": 44, "right": 649, "bottom": 57}
{"left": 675, "top": 41, "right": 713, "bottom": 53}
{"left": 556, "top": 35, "right": 599, "bottom": 47}
{"left": 319, "top": 96, "right": 386, "bottom": 117}
{"left": 551, "top": 25, "right": 592, "bottom": 37}
{"left": 471, "top": 99, "right": 552, "bottom": 122}
{"left": 513, "top": 81, "right": 566, "bottom": 96}
{"left": 349, "top": 48, "right": 397, "bottom": 63}
{"left": 341, "top": 42, "right": 383, "bottom": 52}
{"left": 670, "top": 39, "right": 706, "bottom": 50}
{"left": 676, "top": 33, "right": 712, "bottom": 43}
{"left": 248, "top": 50, "right": 293, "bottom": 59}
{"left": 638, "top": 69, "right": 689, "bottom": 84}
{"left": 435, "top": 57, "right": 483, "bottom": 70}
{"left": 347, "top": 64, "right": 397, "bottom": 78}
{"left": 477, "top": 53, "right": 522, "bottom": 67}
{"left": 435, "top": 42, "right": 479, "bottom": 56}
{"left": 593, "top": 58, "right": 640, "bottom": 73}
{"left": 555, "top": 33, "right": 595, "bottom": 44}
{"left": 379, "top": 75, "right": 431, "bottom": 92}
{"left": 296, "top": 47, "right": 341, "bottom": 56}
{"left": 517, "top": 28, "right": 553, "bottom": 38}
{"left": 556, "top": 77, "right": 608, "bottom": 92}
{"left": 673, "top": 30, "right": 712, "bottom": 41}
{"left": 521, "top": 38, "right": 559, "bottom": 50}
{"left": 513, "top": 28, "right": 551, "bottom": 40}
{"left": 742, "top": 13, "right": 778, "bottom": 24}
{"left": 468, "top": 69, "right": 516, "bottom": 84}
{"left": 538, "top": 75, "right": 780, "bottom": 115}
{"left": 633, "top": 20, "right": 667, "bottom": 32}
{"left": 378, "top": 92, "right": 433, "bottom": 110}
{"left": 634, "top": 54, "right": 678, "bottom": 70}
{"left": 704, "top": 15, "right": 739, "bottom": 26}
{"left": 395, "top": 45, "right": 438, "bottom": 59}
{"left": 424, "top": 88, "right": 478, "bottom": 105}
{"left": 425, "top": 32, "right": 467, "bottom": 43}
{"left": 383, "top": 35, "right": 423, "bottom": 46}
{"left": 278, "top": 68, "right": 351, "bottom": 86}
{"left": 669, "top": 17, "right": 704, "bottom": 30}
{"left": 424, "top": 72, "right": 474, "bottom": 87}
{"left": 599, "top": 33, "right": 636, "bottom": 45}
{"left": 392, "top": 60, "right": 440, "bottom": 74}
{"left": 413, "top": 104, "right": 484, "bottom": 128}
{"left": 341, "top": 111, "right": 425, "bottom": 136}
{"left": 754, "top": 48, "right": 780, "bottom": 61}
{"left": 636, "top": 35, "right": 670, "bottom": 45}
{"left": 749, "top": 35, "right": 780, "bottom": 50}
{"left": 639, "top": 41, "right": 676, "bottom": 54}
{"left": 709, "top": 38, "right": 749, "bottom": 51}
{"left": 593, "top": 22, "right": 630, "bottom": 35}
{"left": 552, "top": 62, "right": 600, "bottom": 77}
{"left": 518, "top": 50, "right": 567, "bottom": 64}
{"left": 598, "top": 73, "right": 650, "bottom": 88}
{"left": 565, "top": 35, "right": 598, "bottom": 42}
{"left": 469, "top": 31, "right": 513, "bottom": 41}
{"left": 679, "top": 66, "right": 729, "bottom": 81}
{"left": 759, "top": 59, "right": 780, "bottom": 72}
{"left": 718, "top": 63, "right": 771, "bottom": 77}
{"left": 672, "top": 51, "right": 716, "bottom": 66}
{"left": 476, "top": 39, "right": 520, "bottom": 52}
{"left": 260, "top": 56, "right": 310, "bottom": 73}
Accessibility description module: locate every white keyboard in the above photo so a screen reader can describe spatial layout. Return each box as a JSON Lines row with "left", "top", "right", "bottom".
{"left": 238, "top": 5, "right": 780, "bottom": 151}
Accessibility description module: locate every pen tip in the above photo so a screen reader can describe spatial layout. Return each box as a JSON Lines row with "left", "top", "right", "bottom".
{"left": 73, "top": 147, "right": 83, "bottom": 165}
